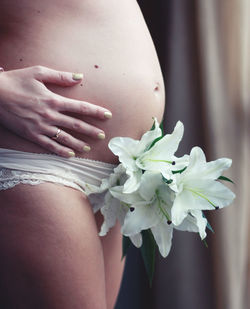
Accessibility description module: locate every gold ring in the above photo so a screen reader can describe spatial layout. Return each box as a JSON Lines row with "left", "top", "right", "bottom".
{"left": 51, "top": 128, "right": 62, "bottom": 140}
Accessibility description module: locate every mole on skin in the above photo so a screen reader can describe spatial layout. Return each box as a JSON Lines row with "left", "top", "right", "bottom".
{"left": 154, "top": 83, "right": 160, "bottom": 92}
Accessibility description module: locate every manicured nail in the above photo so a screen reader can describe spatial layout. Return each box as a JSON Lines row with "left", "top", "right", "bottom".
{"left": 97, "top": 132, "right": 105, "bottom": 140}
{"left": 68, "top": 151, "right": 75, "bottom": 157}
{"left": 72, "top": 73, "right": 83, "bottom": 80}
{"left": 104, "top": 111, "right": 112, "bottom": 119}
{"left": 83, "top": 145, "right": 91, "bottom": 152}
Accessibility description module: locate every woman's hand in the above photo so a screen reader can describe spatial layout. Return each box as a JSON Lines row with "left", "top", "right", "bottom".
{"left": 0, "top": 66, "right": 112, "bottom": 157}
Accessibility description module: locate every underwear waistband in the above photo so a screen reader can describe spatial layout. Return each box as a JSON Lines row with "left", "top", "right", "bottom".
{"left": 0, "top": 148, "right": 116, "bottom": 187}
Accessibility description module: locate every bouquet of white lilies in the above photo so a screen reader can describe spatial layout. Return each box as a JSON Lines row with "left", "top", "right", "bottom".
{"left": 91, "top": 118, "right": 235, "bottom": 284}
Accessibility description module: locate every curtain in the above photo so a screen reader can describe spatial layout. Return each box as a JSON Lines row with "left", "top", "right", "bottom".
{"left": 198, "top": 1, "right": 250, "bottom": 308}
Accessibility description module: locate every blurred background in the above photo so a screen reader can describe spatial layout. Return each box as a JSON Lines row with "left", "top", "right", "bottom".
{"left": 115, "top": 0, "right": 250, "bottom": 308}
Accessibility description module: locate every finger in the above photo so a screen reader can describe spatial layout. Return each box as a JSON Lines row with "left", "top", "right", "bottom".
{"left": 55, "top": 95, "right": 112, "bottom": 120}
{"left": 36, "top": 134, "right": 77, "bottom": 158}
{"left": 32, "top": 65, "right": 83, "bottom": 86}
{"left": 54, "top": 114, "right": 106, "bottom": 139}
{"left": 46, "top": 127, "right": 91, "bottom": 153}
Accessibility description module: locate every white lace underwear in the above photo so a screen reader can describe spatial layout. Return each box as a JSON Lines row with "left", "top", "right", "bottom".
{"left": 0, "top": 148, "right": 116, "bottom": 212}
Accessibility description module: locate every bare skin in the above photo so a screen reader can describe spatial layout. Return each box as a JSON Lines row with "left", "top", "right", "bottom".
{"left": 0, "top": 0, "right": 165, "bottom": 308}
{"left": 0, "top": 0, "right": 165, "bottom": 162}
{"left": 0, "top": 184, "right": 124, "bottom": 309}
{"left": 0, "top": 66, "right": 112, "bottom": 157}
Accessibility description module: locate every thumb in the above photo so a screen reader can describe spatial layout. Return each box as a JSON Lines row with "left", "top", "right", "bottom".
{"left": 33, "top": 66, "right": 83, "bottom": 86}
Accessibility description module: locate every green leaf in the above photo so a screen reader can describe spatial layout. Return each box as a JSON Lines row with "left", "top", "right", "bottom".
{"left": 122, "top": 236, "right": 132, "bottom": 260}
{"left": 202, "top": 212, "right": 215, "bottom": 233}
{"left": 202, "top": 239, "right": 208, "bottom": 248}
{"left": 148, "top": 135, "right": 163, "bottom": 150}
{"left": 206, "top": 220, "right": 215, "bottom": 233}
{"left": 150, "top": 119, "right": 164, "bottom": 132}
{"left": 162, "top": 175, "right": 173, "bottom": 184}
{"left": 160, "top": 121, "right": 164, "bottom": 135}
{"left": 148, "top": 120, "right": 164, "bottom": 150}
{"left": 172, "top": 166, "right": 187, "bottom": 174}
{"left": 140, "top": 230, "right": 156, "bottom": 287}
{"left": 150, "top": 120, "right": 156, "bottom": 131}
{"left": 218, "top": 176, "right": 234, "bottom": 184}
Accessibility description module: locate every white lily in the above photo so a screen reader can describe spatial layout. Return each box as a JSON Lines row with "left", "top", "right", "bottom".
{"left": 136, "top": 121, "right": 185, "bottom": 179}
{"left": 108, "top": 118, "right": 162, "bottom": 193}
{"left": 110, "top": 171, "right": 173, "bottom": 256}
{"left": 96, "top": 164, "right": 142, "bottom": 247}
{"left": 99, "top": 185, "right": 143, "bottom": 247}
{"left": 110, "top": 171, "right": 207, "bottom": 257}
{"left": 170, "top": 146, "right": 236, "bottom": 226}
{"left": 174, "top": 209, "right": 207, "bottom": 240}
{"left": 87, "top": 164, "right": 126, "bottom": 211}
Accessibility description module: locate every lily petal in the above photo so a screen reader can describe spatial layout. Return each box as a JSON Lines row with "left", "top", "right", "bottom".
{"left": 122, "top": 204, "right": 159, "bottom": 236}
{"left": 172, "top": 180, "right": 235, "bottom": 225}
{"left": 136, "top": 117, "right": 162, "bottom": 153}
{"left": 171, "top": 189, "right": 198, "bottom": 225}
{"left": 139, "top": 171, "right": 163, "bottom": 201}
{"left": 99, "top": 192, "right": 128, "bottom": 236}
{"left": 201, "top": 158, "right": 232, "bottom": 180}
{"left": 108, "top": 137, "right": 139, "bottom": 170}
{"left": 136, "top": 121, "right": 184, "bottom": 171}
{"left": 190, "top": 210, "right": 207, "bottom": 239}
{"left": 180, "top": 147, "right": 206, "bottom": 180}
{"left": 151, "top": 223, "right": 173, "bottom": 258}
{"left": 123, "top": 169, "right": 142, "bottom": 193}
{"left": 171, "top": 154, "right": 190, "bottom": 171}
{"left": 183, "top": 147, "right": 232, "bottom": 181}
{"left": 175, "top": 210, "right": 207, "bottom": 239}
{"left": 192, "top": 180, "right": 236, "bottom": 209}
{"left": 130, "top": 233, "right": 143, "bottom": 248}
{"left": 110, "top": 185, "right": 143, "bottom": 204}
{"left": 99, "top": 163, "right": 126, "bottom": 192}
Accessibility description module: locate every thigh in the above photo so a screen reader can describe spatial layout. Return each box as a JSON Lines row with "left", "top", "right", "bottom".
{"left": 0, "top": 183, "right": 107, "bottom": 309}
{"left": 95, "top": 211, "right": 125, "bottom": 309}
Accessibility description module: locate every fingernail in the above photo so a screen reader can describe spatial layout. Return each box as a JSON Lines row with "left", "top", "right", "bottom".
{"left": 72, "top": 73, "right": 83, "bottom": 80}
{"left": 68, "top": 151, "right": 75, "bottom": 157}
{"left": 83, "top": 145, "right": 91, "bottom": 152}
{"left": 97, "top": 132, "right": 105, "bottom": 140}
{"left": 104, "top": 111, "right": 112, "bottom": 119}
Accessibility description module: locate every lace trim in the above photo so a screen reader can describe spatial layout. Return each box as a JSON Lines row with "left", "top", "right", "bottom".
{"left": 0, "top": 168, "right": 84, "bottom": 192}
{"left": 0, "top": 168, "right": 107, "bottom": 213}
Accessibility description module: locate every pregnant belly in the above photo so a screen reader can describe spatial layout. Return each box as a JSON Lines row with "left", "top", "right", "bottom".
{"left": 0, "top": 0, "right": 165, "bottom": 163}
{"left": 47, "top": 71, "right": 165, "bottom": 163}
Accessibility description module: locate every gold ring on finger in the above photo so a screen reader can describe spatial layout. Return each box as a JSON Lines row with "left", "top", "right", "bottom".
{"left": 51, "top": 128, "right": 62, "bottom": 140}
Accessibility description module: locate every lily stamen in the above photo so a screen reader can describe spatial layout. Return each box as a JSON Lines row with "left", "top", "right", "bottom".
{"left": 121, "top": 202, "right": 131, "bottom": 209}
{"left": 147, "top": 159, "right": 174, "bottom": 165}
